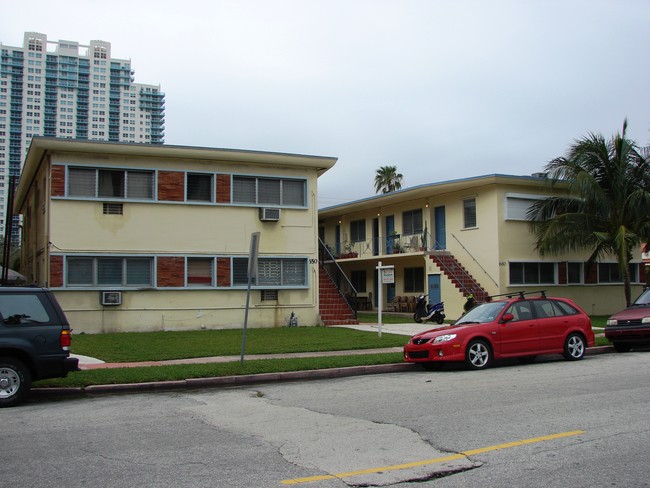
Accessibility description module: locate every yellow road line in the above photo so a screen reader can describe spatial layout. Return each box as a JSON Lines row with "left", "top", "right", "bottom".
{"left": 280, "top": 429, "right": 585, "bottom": 485}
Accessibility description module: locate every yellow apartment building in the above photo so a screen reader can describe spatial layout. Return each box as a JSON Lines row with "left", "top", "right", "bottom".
{"left": 15, "top": 138, "right": 337, "bottom": 333}
{"left": 318, "top": 174, "right": 645, "bottom": 319}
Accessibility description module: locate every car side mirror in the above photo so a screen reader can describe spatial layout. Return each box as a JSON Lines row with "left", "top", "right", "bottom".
{"left": 500, "top": 313, "right": 514, "bottom": 323}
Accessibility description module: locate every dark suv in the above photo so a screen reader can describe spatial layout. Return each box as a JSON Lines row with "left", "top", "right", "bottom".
{"left": 0, "top": 287, "right": 79, "bottom": 407}
{"left": 605, "top": 288, "right": 650, "bottom": 352}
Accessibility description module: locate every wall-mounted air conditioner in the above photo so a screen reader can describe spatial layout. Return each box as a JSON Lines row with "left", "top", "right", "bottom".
{"left": 259, "top": 207, "right": 281, "bottom": 222}
{"left": 100, "top": 291, "right": 122, "bottom": 306}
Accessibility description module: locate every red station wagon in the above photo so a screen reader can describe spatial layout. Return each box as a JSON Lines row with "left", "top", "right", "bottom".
{"left": 404, "top": 291, "right": 595, "bottom": 370}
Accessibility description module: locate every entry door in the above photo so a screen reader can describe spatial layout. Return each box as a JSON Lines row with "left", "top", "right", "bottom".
{"left": 385, "top": 215, "right": 395, "bottom": 254}
{"left": 434, "top": 206, "right": 446, "bottom": 250}
{"left": 373, "top": 218, "right": 380, "bottom": 256}
{"left": 428, "top": 274, "right": 441, "bottom": 304}
{"left": 335, "top": 225, "right": 341, "bottom": 256}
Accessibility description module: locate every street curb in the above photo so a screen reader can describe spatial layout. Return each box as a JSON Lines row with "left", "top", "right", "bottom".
{"left": 30, "top": 363, "right": 416, "bottom": 400}
{"left": 30, "top": 346, "right": 615, "bottom": 401}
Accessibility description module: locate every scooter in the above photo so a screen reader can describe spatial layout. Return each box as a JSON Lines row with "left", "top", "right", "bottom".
{"left": 413, "top": 295, "right": 445, "bottom": 324}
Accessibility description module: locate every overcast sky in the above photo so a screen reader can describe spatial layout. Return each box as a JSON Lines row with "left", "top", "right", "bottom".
{"left": 3, "top": 0, "right": 649, "bottom": 207}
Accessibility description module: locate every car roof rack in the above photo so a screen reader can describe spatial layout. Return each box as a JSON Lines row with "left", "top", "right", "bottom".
{"left": 486, "top": 290, "right": 547, "bottom": 301}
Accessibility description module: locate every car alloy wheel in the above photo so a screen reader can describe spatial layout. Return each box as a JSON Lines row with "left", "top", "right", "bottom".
{"left": 0, "top": 358, "right": 30, "bottom": 408}
{"left": 563, "top": 333, "right": 586, "bottom": 361}
{"left": 466, "top": 340, "right": 491, "bottom": 370}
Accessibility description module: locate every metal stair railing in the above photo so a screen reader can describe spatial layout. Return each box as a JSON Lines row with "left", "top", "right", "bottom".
{"left": 318, "top": 237, "right": 357, "bottom": 317}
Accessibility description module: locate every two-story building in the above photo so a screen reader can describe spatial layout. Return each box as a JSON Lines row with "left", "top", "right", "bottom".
{"left": 15, "top": 137, "right": 338, "bottom": 333}
{"left": 318, "top": 174, "right": 645, "bottom": 319}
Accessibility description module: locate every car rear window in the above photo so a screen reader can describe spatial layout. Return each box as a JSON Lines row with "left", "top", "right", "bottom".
{"left": 0, "top": 294, "right": 52, "bottom": 325}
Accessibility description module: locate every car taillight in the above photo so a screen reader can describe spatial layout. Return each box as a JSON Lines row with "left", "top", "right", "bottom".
{"left": 60, "top": 330, "right": 72, "bottom": 351}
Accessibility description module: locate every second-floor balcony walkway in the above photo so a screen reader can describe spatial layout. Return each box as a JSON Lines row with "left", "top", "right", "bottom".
{"left": 325, "top": 233, "right": 432, "bottom": 260}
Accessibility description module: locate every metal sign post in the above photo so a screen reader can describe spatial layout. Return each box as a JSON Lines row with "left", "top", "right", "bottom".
{"left": 241, "top": 232, "right": 260, "bottom": 365}
{"left": 376, "top": 261, "right": 395, "bottom": 338}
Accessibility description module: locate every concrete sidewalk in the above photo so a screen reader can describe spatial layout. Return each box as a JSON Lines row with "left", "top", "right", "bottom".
{"left": 71, "top": 322, "right": 439, "bottom": 370}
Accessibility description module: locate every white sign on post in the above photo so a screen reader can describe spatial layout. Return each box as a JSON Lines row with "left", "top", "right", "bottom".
{"left": 381, "top": 268, "right": 395, "bottom": 284}
{"left": 376, "top": 261, "right": 395, "bottom": 338}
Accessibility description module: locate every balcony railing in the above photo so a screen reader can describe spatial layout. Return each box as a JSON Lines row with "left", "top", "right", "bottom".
{"left": 325, "top": 232, "right": 432, "bottom": 259}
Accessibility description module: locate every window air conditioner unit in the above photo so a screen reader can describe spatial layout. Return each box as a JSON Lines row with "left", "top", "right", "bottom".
{"left": 259, "top": 207, "right": 281, "bottom": 222}
{"left": 100, "top": 291, "right": 122, "bottom": 306}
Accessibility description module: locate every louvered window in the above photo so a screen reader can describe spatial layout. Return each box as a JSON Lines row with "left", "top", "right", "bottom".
{"left": 233, "top": 177, "right": 256, "bottom": 203}
{"left": 66, "top": 257, "right": 153, "bottom": 287}
{"left": 68, "top": 167, "right": 154, "bottom": 200}
{"left": 68, "top": 168, "right": 96, "bottom": 196}
{"left": 232, "top": 175, "right": 306, "bottom": 207}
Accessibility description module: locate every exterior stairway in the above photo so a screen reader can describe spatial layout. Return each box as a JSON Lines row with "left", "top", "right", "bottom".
{"left": 428, "top": 251, "right": 489, "bottom": 302}
{"left": 319, "top": 267, "right": 359, "bottom": 326}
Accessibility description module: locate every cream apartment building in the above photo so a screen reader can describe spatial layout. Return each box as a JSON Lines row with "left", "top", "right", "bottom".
{"left": 318, "top": 174, "right": 645, "bottom": 319}
{"left": 15, "top": 137, "right": 336, "bottom": 333}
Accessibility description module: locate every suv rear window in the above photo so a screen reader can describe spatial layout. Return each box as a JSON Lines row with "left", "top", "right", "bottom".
{"left": 0, "top": 294, "right": 52, "bottom": 325}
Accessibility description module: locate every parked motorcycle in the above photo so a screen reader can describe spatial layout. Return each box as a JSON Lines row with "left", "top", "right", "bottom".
{"left": 413, "top": 295, "right": 445, "bottom": 324}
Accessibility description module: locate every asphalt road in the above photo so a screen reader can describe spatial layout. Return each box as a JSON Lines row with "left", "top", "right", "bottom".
{"left": 6, "top": 351, "right": 650, "bottom": 487}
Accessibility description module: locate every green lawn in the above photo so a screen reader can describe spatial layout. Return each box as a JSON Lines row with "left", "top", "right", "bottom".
{"left": 32, "top": 316, "right": 610, "bottom": 389}
{"left": 35, "top": 353, "right": 404, "bottom": 388}
{"left": 71, "top": 326, "right": 408, "bottom": 363}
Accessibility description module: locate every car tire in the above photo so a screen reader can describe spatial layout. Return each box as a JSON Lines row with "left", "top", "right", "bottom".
{"left": 612, "top": 342, "right": 632, "bottom": 353}
{"left": 563, "top": 333, "right": 586, "bottom": 361}
{"left": 422, "top": 362, "right": 445, "bottom": 371}
{"left": 465, "top": 340, "right": 491, "bottom": 370}
{"left": 0, "top": 357, "right": 31, "bottom": 408}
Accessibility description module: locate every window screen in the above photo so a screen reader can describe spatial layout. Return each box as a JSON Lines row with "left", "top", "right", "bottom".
{"left": 258, "top": 179, "right": 281, "bottom": 205}
{"left": 283, "top": 179, "right": 306, "bottom": 206}
{"left": 126, "top": 258, "right": 152, "bottom": 286}
{"left": 233, "top": 177, "right": 256, "bottom": 203}
{"left": 127, "top": 171, "right": 154, "bottom": 199}
{"left": 68, "top": 168, "right": 96, "bottom": 196}
{"left": 97, "top": 258, "right": 122, "bottom": 285}
{"left": 67, "top": 257, "right": 94, "bottom": 285}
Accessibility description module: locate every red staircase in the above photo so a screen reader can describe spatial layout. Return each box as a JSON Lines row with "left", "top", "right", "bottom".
{"left": 428, "top": 251, "right": 489, "bottom": 302}
{"left": 318, "top": 267, "right": 359, "bottom": 326}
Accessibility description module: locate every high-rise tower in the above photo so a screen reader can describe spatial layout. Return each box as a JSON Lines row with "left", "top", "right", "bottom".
{"left": 0, "top": 32, "right": 165, "bottom": 242}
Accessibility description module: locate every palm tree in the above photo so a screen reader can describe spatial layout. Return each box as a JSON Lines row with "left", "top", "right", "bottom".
{"left": 528, "top": 120, "right": 650, "bottom": 306}
{"left": 374, "top": 165, "right": 403, "bottom": 194}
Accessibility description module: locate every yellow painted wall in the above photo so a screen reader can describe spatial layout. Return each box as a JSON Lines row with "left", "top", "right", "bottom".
{"left": 20, "top": 149, "right": 326, "bottom": 333}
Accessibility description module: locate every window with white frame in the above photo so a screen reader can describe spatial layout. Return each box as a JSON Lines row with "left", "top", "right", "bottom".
{"left": 66, "top": 256, "right": 153, "bottom": 287}
{"left": 463, "top": 198, "right": 477, "bottom": 228}
{"left": 505, "top": 195, "right": 542, "bottom": 221}
{"left": 509, "top": 262, "right": 556, "bottom": 285}
{"left": 232, "top": 257, "right": 307, "bottom": 287}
